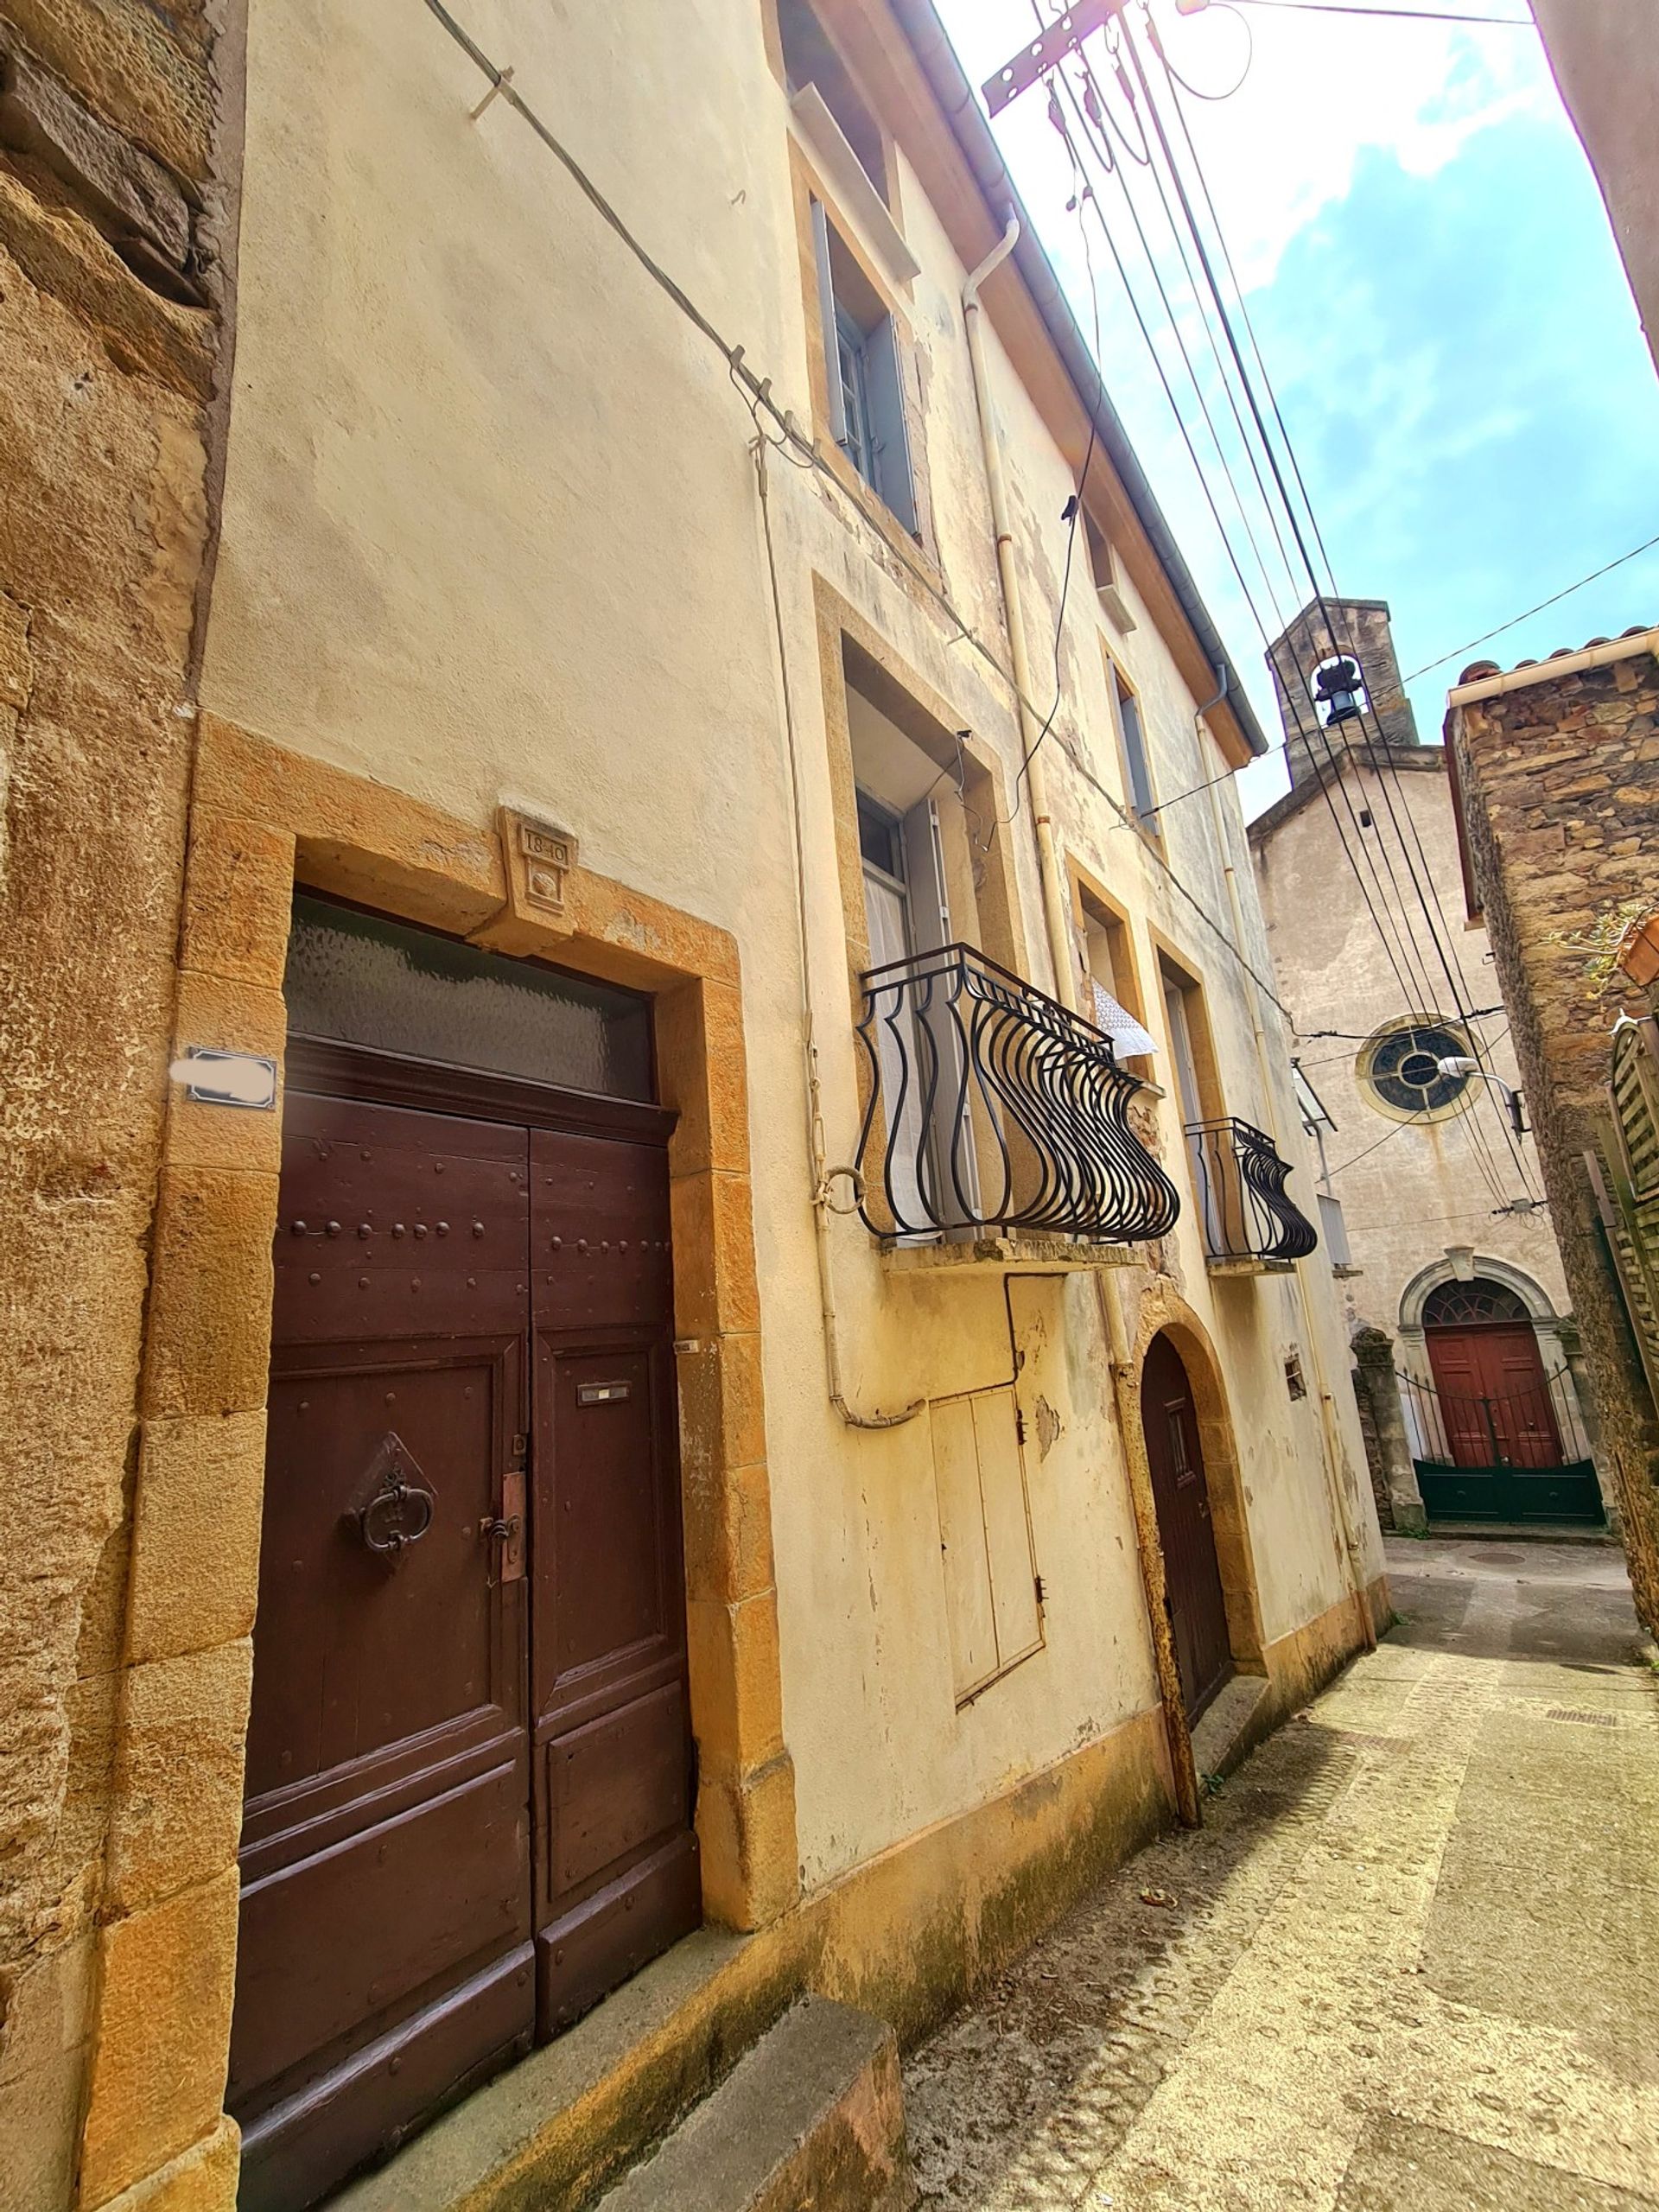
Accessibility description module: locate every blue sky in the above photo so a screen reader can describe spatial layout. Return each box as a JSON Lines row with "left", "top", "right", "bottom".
{"left": 934, "top": 0, "right": 1659, "bottom": 815}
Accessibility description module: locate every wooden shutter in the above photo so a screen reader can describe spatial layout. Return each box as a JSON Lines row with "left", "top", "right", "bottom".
{"left": 1591, "top": 1015, "right": 1659, "bottom": 1404}
{"left": 930, "top": 1386, "right": 1043, "bottom": 1704}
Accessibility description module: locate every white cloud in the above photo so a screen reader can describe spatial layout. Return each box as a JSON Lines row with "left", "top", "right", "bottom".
{"left": 939, "top": 0, "right": 1560, "bottom": 292}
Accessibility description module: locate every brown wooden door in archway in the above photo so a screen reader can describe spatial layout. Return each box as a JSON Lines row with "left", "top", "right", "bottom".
{"left": 230, "top": 1065, "right": 697, "bottom": 2210}
{"left": 1141, "top": 1332, "right": 1233, "bottom": 1723}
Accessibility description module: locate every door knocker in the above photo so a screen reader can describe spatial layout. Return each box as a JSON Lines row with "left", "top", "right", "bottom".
{"left": 351, "top": 1433, "right": 435, "bottom": 1560}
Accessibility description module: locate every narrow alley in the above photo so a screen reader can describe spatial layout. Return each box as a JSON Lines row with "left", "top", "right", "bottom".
{"left": 906, "top": 1538, "right": 1659, "bottom": 2211}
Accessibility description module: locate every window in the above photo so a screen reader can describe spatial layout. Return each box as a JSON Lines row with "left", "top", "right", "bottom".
{"left": 283, "top": 894, "right": 654, "bottom": 1100}
{"left": 1083, "top": 509, "right": 1137, "bottom": 636}
{"left": 810, "top": 202, "right": 918, "bottom": 532}
{"left": 1359, "top": 1020, "right": 1472, "bottom": 1121}
{"left": 1077, "top": 884, "right": 1155, "bottom": 1078}
{"left": 1422, "top": 1278, "right": 1530, "bottom": 1328}
{"left": 1161, "top": 955, "right": 1229, "bottom": 1253}
{"left": 776, "top": 0, "right": 888, "bottom": 203}
{"left": 850, "top": 673, "right": 982, "bottom": 1235}
{"left": 1107, "top": 652, "right": 1157, "bottom": 829}
{"left": 931, "top": 1387, "right": 1043, "bottom": 1704}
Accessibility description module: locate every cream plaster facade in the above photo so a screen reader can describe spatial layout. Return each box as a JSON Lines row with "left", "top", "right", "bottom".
{"left": 1, "top": 3, "right": 1386, "bottom": 2205}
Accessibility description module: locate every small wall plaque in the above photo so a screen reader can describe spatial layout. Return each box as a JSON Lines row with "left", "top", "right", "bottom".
{"left": 483, "top": 806, "right": 582, "bottom": 952}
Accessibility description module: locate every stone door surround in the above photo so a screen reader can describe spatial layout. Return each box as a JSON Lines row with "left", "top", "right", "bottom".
{"left": 74, "top": 710, "right": 796, "bottom": 2209}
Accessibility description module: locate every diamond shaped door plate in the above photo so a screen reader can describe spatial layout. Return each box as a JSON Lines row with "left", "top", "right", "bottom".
{"left": 347, "top": 1431, "right": 437, "bottom": 1560}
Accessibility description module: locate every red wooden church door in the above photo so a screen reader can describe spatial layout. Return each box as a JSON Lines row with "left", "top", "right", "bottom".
{"left": 1141, "top": 1332, "right": 1233, "bottom": 1723}
{"left": 1424, "top": 1279, "right": 1561, "bottom": 1469}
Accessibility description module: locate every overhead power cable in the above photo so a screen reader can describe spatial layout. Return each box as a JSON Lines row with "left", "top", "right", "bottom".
{"left": 1048, "top": 66, "right": 1461, "bottom": 1123}
{"left": 1044, "top": 32, "right": 1465, "bottom": 1094}
{"left": 1216, "top": 1, "right": 1532, "bottom": 25}
{"left": 1402, "top": 532, "right": 1659, "bottom": 680}
{"left": 1126, "top": 14, "right": 1535, "bottom": 1202}
{"left": 1040, "top": 11, "right": 1522, "bottom": 1204}
{"left": 418, "top": 0, "right": 1301, "bottom": 1021}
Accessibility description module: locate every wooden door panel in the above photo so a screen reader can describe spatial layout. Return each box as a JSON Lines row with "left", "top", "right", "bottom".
{"left": 1427, "top": 1322, "right": 1563, "bottom": 1469}
{"left": 531, "top": 1128, "right": 672, "bottom": 1330}
{"left": 230, "top": 1754, "right": 530, "bottom": 2103}
{"left": 276, "top": 1093, "right": 530, "bottom": 1344}
{"left": 235, "top": 1947, "right": 533, "bottom": 2212}
{"left": 549, "top": 1681, "right": 691, "bottom": 1895}
{"left": 1141, "top": 1334, "right": 1232, "bottom": 1723}
{"left": 246, "top": 1344, "right": 518, "bottom": 1804}
{"left": 233, "top": 1095, "right": 535, "bottom": 2209}
{"left": 537, "top": 1344, "right": 673, "bottom": 1704}
{"left": 529, "top": 1128, "right": 699, "bottom": 2033}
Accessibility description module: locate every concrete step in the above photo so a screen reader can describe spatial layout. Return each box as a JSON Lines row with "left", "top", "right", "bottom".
{"left": 593, "top": 1996, "right": 914, "bottom": 2212}
{"left": 1191, "top": 1674, "right": 1272, "bottom": 1785}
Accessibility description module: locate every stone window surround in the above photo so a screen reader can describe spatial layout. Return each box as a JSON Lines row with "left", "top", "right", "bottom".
{"left": 73, "top": 709, "right": 798, "bottom": 2209}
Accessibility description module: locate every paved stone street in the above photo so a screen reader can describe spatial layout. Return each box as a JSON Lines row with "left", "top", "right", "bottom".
{"left": 905, "top": 1537, "right": 1659, "bottom": 2210}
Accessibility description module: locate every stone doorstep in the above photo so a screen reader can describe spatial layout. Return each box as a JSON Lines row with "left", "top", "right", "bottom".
{"left": 1416, "top": 1521, "right": 1619, "bottom": 1547}
{"left": 594, "top": 1996, "right": 913, "bottom": 2212}
{"left": 330, "top": 1927, "right": 800, "bottom": 2212}
{"left": 1189, "top": 1674, "right": 1272, "bottom": 1788}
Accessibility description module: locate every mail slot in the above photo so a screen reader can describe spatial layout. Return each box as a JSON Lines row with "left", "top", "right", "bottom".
{"left": 577, "top": 1381, "right": 632, "bottom": 1406}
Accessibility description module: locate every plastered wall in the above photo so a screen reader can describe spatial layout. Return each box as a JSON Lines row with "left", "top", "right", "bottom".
{"left": 197, "top": 0, "right": 1377, "bottom": 1903}
{"left": 1251, "top": 750, "right": 1573, "bottom": 1351}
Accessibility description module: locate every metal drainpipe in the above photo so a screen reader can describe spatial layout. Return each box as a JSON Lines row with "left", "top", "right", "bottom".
{"left": 1196, "top": 708, "right": 1376, "bottom": 1647}
{"left": 963, "top": 217, "right": 1079, "bottom": 1015}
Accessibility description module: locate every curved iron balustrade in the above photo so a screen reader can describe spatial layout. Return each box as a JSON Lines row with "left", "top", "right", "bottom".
{"left": 854, "top": 943, "right": 1180, "bottom": 1243}
{"left": 1185, "top": 1116, "right": 1318, "bottom": 1262}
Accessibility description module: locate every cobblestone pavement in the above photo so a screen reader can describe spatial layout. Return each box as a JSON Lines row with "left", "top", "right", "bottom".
{"left": 904, "top": 1537, "right": 1659, "bottom": 2210}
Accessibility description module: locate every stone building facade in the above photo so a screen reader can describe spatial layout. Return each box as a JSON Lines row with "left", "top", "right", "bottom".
{"left": 1446, "top": 629, "right": 1659, "bottom": 1633}
{"left": 0, "top": 4, "right": 1385, "bottom": 2206}
{"left": 0, "top": 10, "right": 234, "bottom": 2206}
{"left": 1252, "top": 600, "right": 1596, "bottom": 1534}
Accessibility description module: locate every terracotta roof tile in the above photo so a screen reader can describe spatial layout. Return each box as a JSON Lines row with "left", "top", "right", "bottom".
{"left": 1458, "top": 623, "right": 1656, "bottom": 688}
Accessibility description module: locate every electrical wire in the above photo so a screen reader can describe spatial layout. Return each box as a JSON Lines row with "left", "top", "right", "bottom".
{"left": 1009, "top": 159, "right": 1103, "bottom": 813}
{"left": 1402, "top": 535, "right": 1659, "bottom": 680}
{"left": 1127, "top": 16, "right": 1534, "bottom": 1202}
{"left": 1220, "top": 0, "right": 1532, "bottom": 23}
{"left": 1053, "top": 22, "right": 1443, "bottom": 1013}
{"left": 1160, "top": 3, "right": 1254, "bottom": 99}
{"left": 1048, "top": 64, "right": 1457, "bottom": 1065}
{"left": 416, "top": 0, "right": 1313, "bottom": 1027}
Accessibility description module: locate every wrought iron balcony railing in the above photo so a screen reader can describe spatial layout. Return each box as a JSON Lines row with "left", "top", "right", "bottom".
{"left": 854, "top": 943, "right": 1180, "bottom": 1243}
{"left": 1185, "top": 1116, "right": 1318, "bottom": 1264}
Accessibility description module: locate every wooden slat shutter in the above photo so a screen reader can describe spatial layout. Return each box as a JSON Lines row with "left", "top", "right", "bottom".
{"left": 1591, "top": 1015, "right": 1659, "bottom": 1406}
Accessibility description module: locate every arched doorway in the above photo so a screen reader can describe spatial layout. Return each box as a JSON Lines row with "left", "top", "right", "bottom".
{"left": 1409, "top": 1275, "right": 1601, "bottom": 1523}
{"left": 1141, "top": 1332, "right": 1234, "bottom": 1722}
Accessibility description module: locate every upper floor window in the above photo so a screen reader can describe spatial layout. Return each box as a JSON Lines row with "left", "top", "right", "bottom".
{"left": 776, "top": 0, "right": 889, "bottom": 203}
{"left": 1083, "top": 509, "right": 1137, "bottom": 637}
{"left": 1109, "top": 655, "right": 1157, "bottom": 830}
{"left": 811, "top": 203, "right": 918, "bottom": 533}
{"left": 1077, "top": 883, "right": 1155, "bottom": 1080}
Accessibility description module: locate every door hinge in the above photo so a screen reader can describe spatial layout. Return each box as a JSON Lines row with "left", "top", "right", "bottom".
{"left": 1033, "top": 1573, "right": 1046, "bottom": 1607}
{"left": 1015, "top": 1407, "right": 1027, "bottom": 1446}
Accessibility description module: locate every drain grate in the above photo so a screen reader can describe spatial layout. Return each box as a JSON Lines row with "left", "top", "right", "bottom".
{"left": 1543, "top": 1707, "right": 1620, "bottom": 1727}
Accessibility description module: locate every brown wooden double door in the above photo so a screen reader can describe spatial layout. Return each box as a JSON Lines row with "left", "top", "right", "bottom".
{"left": 1141, "top": 1332, "right": 1233, "bottom": 1725}
{"left": 230, "top": 1076, "right": 698, "bottom": 2209}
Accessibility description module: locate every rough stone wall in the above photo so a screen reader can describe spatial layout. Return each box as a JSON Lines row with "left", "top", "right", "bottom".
{"left": 1451, "top": 651, "right": 1659, "bottom": 1633}
{"left": 1350, "top": 1363, "right": 1392, "bottom": 1531}
{"left": 1267, "top": 598, "right": 1421, "bottom": 788}
{"left": 0, "top": 6, "right": 226, "bottom": 2203}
